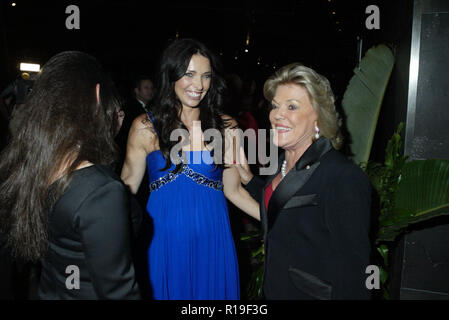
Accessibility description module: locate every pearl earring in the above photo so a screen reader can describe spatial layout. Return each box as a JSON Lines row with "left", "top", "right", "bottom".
{"left": 314, "top": 124, "right": 320, "bottom": 140}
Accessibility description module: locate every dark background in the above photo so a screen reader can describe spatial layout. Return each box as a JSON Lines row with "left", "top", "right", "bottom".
{"left": 0, "top": 0, "right": 390, "bottom": 103}
{"left": 3, "top": 0, "right": 449, "bottom": 302}
{"left": 4, "top": 0, "right": 428, "bottom": 300}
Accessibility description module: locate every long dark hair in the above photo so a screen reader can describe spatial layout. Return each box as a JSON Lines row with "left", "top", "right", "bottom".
{"left": 152, "top": 38, "right": 228, "bottom": 172}
{"left": 0, "top": 51, "right": 121, "bottom": 261}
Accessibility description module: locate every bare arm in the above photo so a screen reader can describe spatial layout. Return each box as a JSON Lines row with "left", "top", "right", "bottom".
{"left": 223, "top": 166, "right": 260, "bottom": 221}
{"left": 121, "top": 114, "right": 158, "bottom": 194}
{"left": 221, "top": 115, "right": 260, "bottom": 221}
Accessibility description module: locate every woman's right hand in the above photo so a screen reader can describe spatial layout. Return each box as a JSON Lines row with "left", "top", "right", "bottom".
{"left": 235, "top": 147, "right": 253, "bottom": 185}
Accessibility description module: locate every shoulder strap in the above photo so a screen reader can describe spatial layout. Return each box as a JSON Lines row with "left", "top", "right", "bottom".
{"left": 146, "top": 110, "right": 158, "bottom": 137}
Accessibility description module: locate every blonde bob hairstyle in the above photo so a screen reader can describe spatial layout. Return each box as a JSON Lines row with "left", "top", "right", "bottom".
{"left": 263, "top": 63, "right": 343, "bottom": 150}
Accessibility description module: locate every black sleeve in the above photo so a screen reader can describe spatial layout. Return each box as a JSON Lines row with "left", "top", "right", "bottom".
{"left": 129, "top": 193, "right": 143, "bottom": 239}
{"left": 325, "top": 166, "right": 373, "bottom": 300}
{"left": 77, "top": 180, "right": 141, "bottom": 300}
{"left": 243, "top": 175, "right": 266, "bottom": 201}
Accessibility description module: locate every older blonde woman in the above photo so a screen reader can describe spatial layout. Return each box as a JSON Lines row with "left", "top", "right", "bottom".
{"left": 234, "top": 63, "right": 372, "bottom": 300}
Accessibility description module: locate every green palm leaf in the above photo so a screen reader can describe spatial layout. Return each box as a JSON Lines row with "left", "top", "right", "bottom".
{"left": 378, "top": 159, "right": 449, "bottom": 241}
{"left": 342, "top": 44, "right": 395, "bottom": 165}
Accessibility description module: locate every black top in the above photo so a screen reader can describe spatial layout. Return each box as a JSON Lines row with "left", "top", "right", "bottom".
{"left": 38, "top": 165, "right": 141, "bottom": 300}
{"left": 245, "top": 138, "right": 372, "bottom": 300}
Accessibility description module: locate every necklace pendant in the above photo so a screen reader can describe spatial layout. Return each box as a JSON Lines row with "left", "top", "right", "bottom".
{"left": 281, "top": 160, "right": 287, "bottom": 178}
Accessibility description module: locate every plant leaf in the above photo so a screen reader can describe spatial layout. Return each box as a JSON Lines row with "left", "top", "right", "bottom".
{"left": 377, "top": 245, "right": 389, "bottom": 266}
{"left": 378, "top": 159, "right": 449, "bottom": 242}
{"left": 251, "top": 244, "right": 265, "bottom": 258}
{"left": 240, "top": 231, "right": 261, "bottom": 241}
{"left": 342, "top": 44, "right": 395, "bottom": 165}
{"left": 379, "top": 266, "right": 388, "bottom": 285}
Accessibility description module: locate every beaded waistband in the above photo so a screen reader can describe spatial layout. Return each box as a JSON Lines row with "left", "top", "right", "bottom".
{"left": 149, "top": 165, "right": 223, "bottom": 192}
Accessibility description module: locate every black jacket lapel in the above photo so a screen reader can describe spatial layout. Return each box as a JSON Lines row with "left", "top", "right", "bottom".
{"left": 267, "top": 163, "right": 319, "bottom": 231}
{"left": 266, "top": 138, "right": 333, "bottom": 233}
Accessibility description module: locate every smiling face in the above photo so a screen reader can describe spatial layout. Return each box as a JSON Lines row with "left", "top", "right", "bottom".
{"left": 174, "top": 54, "right": 212, "bottom": 109}
{"left": 269, "top": 83, "right": 318, "bottom": 150}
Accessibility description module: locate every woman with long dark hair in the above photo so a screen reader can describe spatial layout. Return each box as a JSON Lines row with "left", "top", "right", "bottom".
{"left": 0, "top": 51, "right": 140, "bottom": 299}
{"left": 121, "top": 38, "right": 258, "bottom": 299}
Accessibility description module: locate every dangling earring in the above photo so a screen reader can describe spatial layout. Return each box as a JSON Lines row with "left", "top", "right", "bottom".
{"left": 314, "top": 124, "right": 320, "bottom": 140}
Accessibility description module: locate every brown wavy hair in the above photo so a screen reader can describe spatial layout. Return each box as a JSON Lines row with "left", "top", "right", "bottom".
{"left": 0, "top": 51, "right": 121, "bottom": 261}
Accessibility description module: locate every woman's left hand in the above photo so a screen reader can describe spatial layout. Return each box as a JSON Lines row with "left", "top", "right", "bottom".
{"left": 234, "top": 146, "right": 253, "bottom": 185}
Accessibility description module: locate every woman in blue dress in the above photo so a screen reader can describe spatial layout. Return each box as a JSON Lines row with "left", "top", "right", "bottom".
{"left": 121, "top": 39, "right": 259, "bottom": 300}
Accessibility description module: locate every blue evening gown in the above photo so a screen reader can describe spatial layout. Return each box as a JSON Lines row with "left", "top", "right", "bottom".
{"left": 145, "top": 143, "right": 240, "bottom": 299}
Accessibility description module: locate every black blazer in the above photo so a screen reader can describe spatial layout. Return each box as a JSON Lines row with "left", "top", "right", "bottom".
{"left": 245, "top": 138, "right": 372, "bottom": 300}
{"left": 38, "top": 165, "right": 141, "bottom": 300}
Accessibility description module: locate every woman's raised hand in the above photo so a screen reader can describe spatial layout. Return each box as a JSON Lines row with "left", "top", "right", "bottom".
{"left": 234, "top": 146, "right": 253, "bottom": 185}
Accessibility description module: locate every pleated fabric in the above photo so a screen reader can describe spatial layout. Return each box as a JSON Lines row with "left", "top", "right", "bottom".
{"left": 146, "top": 150, "right": 240, "bottom": 300}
